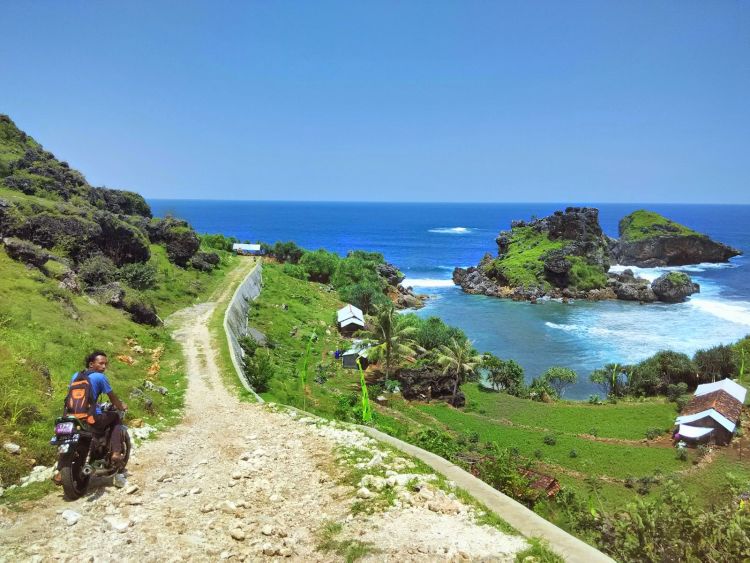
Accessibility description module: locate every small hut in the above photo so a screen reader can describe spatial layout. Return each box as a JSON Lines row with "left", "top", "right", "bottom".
{"left": 337, "top": 304, "right": 365, "bottom": 336}
{"left": 342, "top": 340, "right": 371, "bottom": 370}
{"left": 675, "top": 379, "right": 746, "bottom": 446}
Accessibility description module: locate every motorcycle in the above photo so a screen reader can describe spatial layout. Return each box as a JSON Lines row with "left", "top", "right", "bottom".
{"left": 50, "top": 403, "right": 131, "bottom": 500}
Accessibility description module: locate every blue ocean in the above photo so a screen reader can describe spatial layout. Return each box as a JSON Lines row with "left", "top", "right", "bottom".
{"left": 150, "top": 201, "right": 750, "bottom": 399}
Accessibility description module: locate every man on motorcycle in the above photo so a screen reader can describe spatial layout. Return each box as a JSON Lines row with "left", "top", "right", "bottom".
{"left": 68, "top": 351, "right": 128, "bottom": 464}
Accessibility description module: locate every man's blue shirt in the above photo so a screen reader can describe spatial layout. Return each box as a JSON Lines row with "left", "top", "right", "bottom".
{"left": 69, "top": 371, "right": 112, "bottom": 414}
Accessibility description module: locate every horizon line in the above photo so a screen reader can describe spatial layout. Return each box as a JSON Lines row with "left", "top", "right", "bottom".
{"left": 145, "top": 198, "right": 750, "bottom": 206}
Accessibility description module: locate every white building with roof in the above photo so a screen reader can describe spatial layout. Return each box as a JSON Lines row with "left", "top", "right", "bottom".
{"left": 232, "top": 243, "right": 261, "bottom": 255}
{"left": 337, "top": 304, "right": 365, "bottom": 335}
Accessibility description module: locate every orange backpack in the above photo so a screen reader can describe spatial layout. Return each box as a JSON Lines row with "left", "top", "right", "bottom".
{"left": 65, "top": 370, "right": 97, "bottom": 424}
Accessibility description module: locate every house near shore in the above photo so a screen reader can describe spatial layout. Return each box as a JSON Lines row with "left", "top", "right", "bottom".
{"left": 232, "top": 243, "right": 261, "bottom": 255}
{"left": 337, "top": 304, "right": 365, "bottom": 336}
{"left": 675, "top": 378, "right": 746, "bottom": 446}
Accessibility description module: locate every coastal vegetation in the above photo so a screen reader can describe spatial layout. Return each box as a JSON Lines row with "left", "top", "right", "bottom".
{"left": 245, "top": 260, "right": 750, "bottom": 561}
{"left": 618, "top": 209, "right": 702, "bottom": 241}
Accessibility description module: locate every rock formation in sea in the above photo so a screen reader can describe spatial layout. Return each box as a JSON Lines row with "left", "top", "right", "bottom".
{"left": 453, "top": 207, "right": 711, "bottom": 303}
{"left": 609, "top": 210, "right": 741, "bottom": 267}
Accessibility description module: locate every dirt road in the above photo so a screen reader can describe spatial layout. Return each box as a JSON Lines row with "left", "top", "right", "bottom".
{"left": 0, "top": 263, "right": 527, "bottom": 562}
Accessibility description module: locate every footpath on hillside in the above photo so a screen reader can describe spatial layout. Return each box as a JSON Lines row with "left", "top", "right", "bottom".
{"left": 0, "top": 260, "right": 530, "bottom": 562}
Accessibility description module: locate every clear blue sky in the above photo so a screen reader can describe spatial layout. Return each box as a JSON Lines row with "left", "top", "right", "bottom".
{"left": 2, "top": 1, "right": 748, "bottom": 203}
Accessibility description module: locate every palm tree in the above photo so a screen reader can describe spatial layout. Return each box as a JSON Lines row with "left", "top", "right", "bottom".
{"left": 437, "top": 338, "right": 481, "bottom": 406}
{"left": 357, "top": 304, "right": 418, "bottom": 382}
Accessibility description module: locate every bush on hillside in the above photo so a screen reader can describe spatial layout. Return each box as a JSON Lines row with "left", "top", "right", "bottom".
{"left": 262, "top": 240, "right": 304, "bottom": 264}
{"left": 190, "top": 251, "right": 220, "bottom": 272}
{"left": 118, "top": 261, "right": 158, "bottom": 290}
{"left": 299, "top": 248, "right": 340, "bottom": 283}
{"left": 78, "top": 254, "right": 118, "bottom": 286}
{"left": 200, "top": 233, "right": 238, "bottom": 252}
{"left": 282, "top": 262, "right": 308, "bottom": 280}
{"left": 338, "top": 280, "right": 389, "bottom": 314}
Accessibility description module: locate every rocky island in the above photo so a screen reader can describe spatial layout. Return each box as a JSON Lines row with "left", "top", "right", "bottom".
{"left": 453, "top": 207, "right": 740, "bottom": 303}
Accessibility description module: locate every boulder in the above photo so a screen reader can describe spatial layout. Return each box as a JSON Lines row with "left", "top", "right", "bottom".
{"left": 147, "top": 217, "right": 200, "bottom": 266}
{"left": 124, "top": 299, "right": 161, "bottom": 326}
{"left": 651, "top": 272, "right": 699, "bottom": 303}
{"left": 377, "top": 262, "right": 405, "bottom": 286}
{"left": 85, "top": 282, "right": 125, "bottom": 307}
{"left": 2, "top": 237, "right": 49, "bottom": 268}
{"left": 190, "top": 251, "right": 220, "bottom": 272}
{"left": 607, "top": 269, "right": 657, "bottom": 302}
{"left": 611, "top": 235, "right": 740, "bottom": 267}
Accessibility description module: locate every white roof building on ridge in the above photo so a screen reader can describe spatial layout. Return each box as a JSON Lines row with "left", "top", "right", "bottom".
{"left": 694, "top": 378, "right": 746, "bottom": 404}
{"left": 337, "top": 304, "right": 364, "bottom": 324}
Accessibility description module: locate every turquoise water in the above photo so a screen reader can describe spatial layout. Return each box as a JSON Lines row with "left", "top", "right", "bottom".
{"left": 150, "top": 200, "right": 750, "bottom": 399}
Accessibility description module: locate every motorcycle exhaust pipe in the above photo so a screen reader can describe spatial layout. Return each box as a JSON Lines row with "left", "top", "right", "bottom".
{"left": 82, "top": 464, "right": 94, "bottom": 476}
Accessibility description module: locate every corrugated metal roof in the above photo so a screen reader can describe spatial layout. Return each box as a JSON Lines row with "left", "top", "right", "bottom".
{"left": 695, "top": 378, "right": 747, "bottom": 404}
{"left": 337, "top": 304, "right": 364, "bottom": 324}
{"left": 676, "top": 410, "right": 736, "bottom": 433}
{"left": 340, "top": 317, "right": 365, "bottom": 328}
{"left": 678, "top": 424, "right": 714, "bottom": 439}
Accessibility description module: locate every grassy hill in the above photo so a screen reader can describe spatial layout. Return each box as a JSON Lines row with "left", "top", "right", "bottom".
{"left": 0, "top": 115, "right": 241, "bottom": 495}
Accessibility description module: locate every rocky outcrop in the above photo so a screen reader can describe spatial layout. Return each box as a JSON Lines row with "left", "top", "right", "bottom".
{"left": 2, "top": 236, "right": 50, "bottom": 268}
{"left": 455, "top": 207, "right": 738, "bottom": 304}
{"left": 84, "top": 282, "right": 126, "bottom": 307}
{"left": 610, "top": 210, "right": 741, "bottom": 267}
{"left": 377, "top": 262, "right": 405, "bottom": 286}
{"left": 396, "top": 367, "right": 466, "bottom": 407}
{"left": 147, "top": 217, "right": 201, "bottom": 267}
{"left": 606, "top": 270, "right": 656, "bottom": 302}
{"left": 650, "top": 272, "right": 700, "bottom": 303}
{"left": 610, "top": 235, "right": 741, "bottom": 267}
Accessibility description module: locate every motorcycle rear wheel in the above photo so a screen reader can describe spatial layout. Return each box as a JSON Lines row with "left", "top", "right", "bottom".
{"left": 60, "top": 451, "right": 90, "bottom": 500}
{"left": 119, "top": 427, "right": 131, "bottom": 468}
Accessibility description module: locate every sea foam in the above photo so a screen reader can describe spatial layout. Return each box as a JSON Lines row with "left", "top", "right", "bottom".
{"left": 688, "top": 299, "right": 750, "bottom": 327}
{"left": 428, "top": 227, "right": 473, "bottom": 234}
{"left": 402, "top": 278, "right": 456, "bottom": 288}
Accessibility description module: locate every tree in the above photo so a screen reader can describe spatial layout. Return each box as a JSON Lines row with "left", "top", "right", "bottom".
{"left": 483, "top": 353, "right": 525, "bottom": 395}
{"left": 436, "top": 338, "right": 482, "bottom": 406}
{"left": 541, "top": 366, "right": 577, "bottom": 398}
{"left": 299, "top": 248, "right": 339, "bottom": 283}
{"left": 630, "top": 351, "right": 697, "bottom": 395}
{"left": 589, "top": 363, "right": 628, "bottom": 398}
{"left": 694, "top": 345, "right": 737, "bottom": 382}
{"left": 357, "top": 304, "right": 418, "bottom": 382}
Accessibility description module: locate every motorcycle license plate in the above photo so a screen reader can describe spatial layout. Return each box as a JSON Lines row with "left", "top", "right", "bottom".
{"left": 58, "top": 444, "right": 70, "bottom": 454}
{"left": 56, "top": 422, "right": 74, "bottom": 434}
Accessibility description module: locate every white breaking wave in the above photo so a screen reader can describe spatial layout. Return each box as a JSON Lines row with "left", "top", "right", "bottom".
{"left": 402, "top": 278, "right": 456, "bottom": 288}
{"left": 609, "top": 262, "right": 736, "bottom": 282}
{"left": 688, "top": 299, "right": 750, "bottom": 327}
{"left": 428, "top": 227, "right": 473, "bottom": 234}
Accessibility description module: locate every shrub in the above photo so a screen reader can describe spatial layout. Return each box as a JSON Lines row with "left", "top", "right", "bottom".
{"left": 282, "top": 262, "right": 308, "bottom": 280}
{"left": 268, "top": 241, "right": 304, "bottom": 264}
{"left": 241, "top": 345, "right": 273, "bottom": 392}
{"left": 588, "top": 427, "right": 599, "bottom": 437}
{"left": 338, "top": 281, "right": 389, "bottom": 314}
{"left": 666, "top": 382, "right": 689, "bottom": 402}
{"left": 675, "top": 394, "right": 692, "bottom": 411}
{"left": 543, "top": 434, "right": 557, "bottom": 446}
{"left": 78, "top": 254, "right": 117, "bottom": 286}
{"left": 533, "top": 449, "right": 543, "bottom": 459}
{"left": 588, "top": 394, "right": 602, "bottom": 405}
{"left": 473, "top": 446, "right": 542, "bottom": 507}
{"left": 569, "top": 449, "right": 578, "bottom": 458}
{"left": 200, "top": 233, "right": 237, "bottom": 252}
{"left": 676, "top": 448, "right": 688, "bottom": 462}
{"left": 412, "top": 428, "right": 459, "bottom": 461}
{"left": 334, "top": 393, "right": 359, "bottom": 421}
{"left": 299, "top": 249, "right": 340, "bottom": 283}
{"left": 118, "top": 261, "right": 157, "bottom": 289}
{"left": 645, "top": 427, "right": 663, "bottom": 440}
